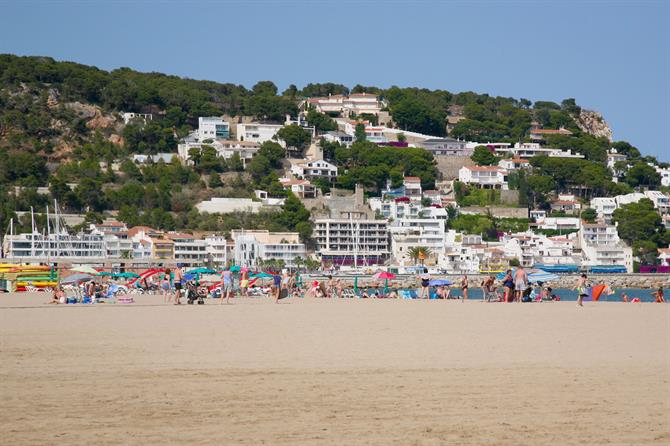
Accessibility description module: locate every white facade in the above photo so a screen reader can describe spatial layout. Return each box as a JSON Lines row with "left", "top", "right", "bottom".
{"left": 458, "top": 166, "right": 509, "bottom": 190}
{"left": 323, "top": 131, "right": 354, "bottom": 147}
{"left": 290, "top": 159, "right": 338, "bottom": 182}
{"left": 314, "top": 219, "right": 390, "bottom": 265}
{"left": 493, "top": 142, "right": 584, "bottom": 159}
{"left": 343, "top": 121, "right": 388, "bottom": 143}
{"left": 178, "top": 139, "right": 259, "bottom": 167}
{"left": 237, "top": 122, "right": 283, "bottom": 144}
{"left": 121, "top": 112, "right": 152, "bottom": 125}
{"left": 643, "top": 191, "right": 670, "bottom": 214}
{"left": 579, "top": 223, "right": 633, "bottom": 272}
{"left": 204, "top": 235, "right": 229, "bottom": 266}
{"left": 198, "top": 117, "right": 230, "bottom": 141}
{"left": 369, "top": 198, "right": 422, "bottom": 220}
{"left": 196, "top": 198, "right": 264, "bottom": 214}
{"left": 590, "top": 197, "right": 617, "bottom": 222}
{"left": 304, "top": 93, "right": 383, "bottom": 116}
{"left": 167, "top": 233, "right": 208, "bottom": 262}
{"left": 389, "top": 219, "right": 446, "bottom": 266}
{"left": 232, "top": 230, "right": 306, "bottom": 268}
{"left": 654, "top": 165, "right": 670, "bottom": 187}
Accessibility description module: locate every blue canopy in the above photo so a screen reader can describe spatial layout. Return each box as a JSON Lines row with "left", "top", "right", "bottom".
{"left": 428, "top": 279, "right": 453, "bottom": 286}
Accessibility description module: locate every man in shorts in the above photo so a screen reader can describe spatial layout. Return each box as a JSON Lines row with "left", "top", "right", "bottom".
{"left": 220, "top": 268, "right": 233, "bottom": 305}
{"left": 173, "top": 264, "right": 184, "bottom": 305}
{"left": 514, "top": 265, "right": 527, "bottom": 303}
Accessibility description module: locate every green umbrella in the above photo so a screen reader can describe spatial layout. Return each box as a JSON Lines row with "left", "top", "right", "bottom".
{"left": 383, "top": 279, "right": 389, "bottom": 295}
{"left": 115, "top": 272, "right": 140, "bottom": 279}
{"left": 354, "top": 276, "right": 359, "bottom": 296}
{"left": 97, "top": 271, "right": 113, "bottom": 277}
{"left": 187, "top": 267, "right": 217, "bottom": 275}
{"left": 229, "top": 265, "right": 241, "bottom": 272}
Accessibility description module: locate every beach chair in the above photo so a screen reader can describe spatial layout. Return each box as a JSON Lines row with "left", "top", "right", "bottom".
{"left": 341, "top": 288, "right": 357, "bottom": 298}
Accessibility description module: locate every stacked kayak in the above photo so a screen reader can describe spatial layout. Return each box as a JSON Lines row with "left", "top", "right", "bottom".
{"left": 0, "top": 264, "right": 58, "bottom": 292}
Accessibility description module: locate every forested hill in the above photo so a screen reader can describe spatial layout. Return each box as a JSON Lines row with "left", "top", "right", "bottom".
{"left": 0, "top": 54, "right": 664, "bottom": 237}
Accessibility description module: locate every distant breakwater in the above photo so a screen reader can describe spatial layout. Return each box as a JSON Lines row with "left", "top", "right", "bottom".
{"left": 305, "top": 273, "right": 669, "bottom": 290}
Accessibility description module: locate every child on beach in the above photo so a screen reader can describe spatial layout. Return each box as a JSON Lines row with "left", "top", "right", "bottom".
{"left": 651, "top": 287, "right": 665, "bottom": 303}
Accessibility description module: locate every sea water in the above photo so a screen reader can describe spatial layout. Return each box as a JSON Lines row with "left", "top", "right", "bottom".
{"left": 444, "top": 288, "right": 664, "bottom": 303}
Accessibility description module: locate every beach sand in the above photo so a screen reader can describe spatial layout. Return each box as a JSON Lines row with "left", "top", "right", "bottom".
{"left": 1, "top": 293, "right": 668, "bottom": 445}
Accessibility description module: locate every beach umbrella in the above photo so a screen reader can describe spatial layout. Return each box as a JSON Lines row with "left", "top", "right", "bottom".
{"left": 97, "top": 271, "right": 113, "bottom": 277}
{"left": 61, "top": 273, "right": 94, "bottom": 284}
{"left": 353, "top": 276, "right": 359, "bottom": 296}
{"left": 70, "top": 266, "right": 99, "bottom": 275}
{"left": 429, "top": 279, "right": 453, "bottom": 286}
{"left": 372, "top": 271, "right": 396, "bottom": 280}
{"left": 187, "top": 267, "right": 217, "bottom": 275}
{"left": 116, "top": 272, "right": 140, "bottom": 279}
{"left": 250, "top": 272, "right": 274, "bottom": 279}
{"left": 229, "top": 265, "right": 241, "bottom": 272}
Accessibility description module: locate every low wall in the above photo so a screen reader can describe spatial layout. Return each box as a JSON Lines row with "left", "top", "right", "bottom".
{"left": 305, "top": 273, "right": 669, "bottom": 290}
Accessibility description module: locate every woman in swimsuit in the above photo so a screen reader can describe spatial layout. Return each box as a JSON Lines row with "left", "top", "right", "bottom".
{"left": 460, "top": 275, "right": 469, "bottom": 301}
{"left": 419, "top": 268, "right": 430, "bottom": 299}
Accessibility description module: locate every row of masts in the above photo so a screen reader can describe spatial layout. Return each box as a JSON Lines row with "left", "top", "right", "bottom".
{"left": 2, "top": 200, "right": 76, "bottom": 261}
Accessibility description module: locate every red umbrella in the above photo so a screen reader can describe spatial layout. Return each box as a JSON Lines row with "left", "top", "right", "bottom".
{"left": 373, "top": 271, "right": 396, "bottom": 280}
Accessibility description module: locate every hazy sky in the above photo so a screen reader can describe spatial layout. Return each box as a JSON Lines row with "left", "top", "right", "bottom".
{"left": 1, "top": 0, "right": 668, "bottom": 160}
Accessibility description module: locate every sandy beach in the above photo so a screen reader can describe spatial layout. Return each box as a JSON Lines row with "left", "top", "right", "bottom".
{"left": 1, "top": 293, "right": 668, "bottom": 445}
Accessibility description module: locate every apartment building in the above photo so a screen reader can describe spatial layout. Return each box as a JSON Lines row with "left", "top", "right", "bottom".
{"left": 417, "top": 138, "right": 471, "bottom": 156}
{"left": 198, "top": 117, "right": 230, "bottom": 141}
{"left": 290, "top": 159, "right": 338, "bottom": 183}
{"left": 204, "top": 235, "right": 230, "bottom": 266}
{"left": 579, "top": 223, "right": 633, "bottom": 272}
{"left": 389, "top": 218, "right": 446, "bottom": 266}
{"left": 303, "top": 93, "right": 384, "bottom": 116}
{"left": 231, "top": 230, "right": 306, "bottom": 269}
{"left": 313, "top": 218, "right": 389, "bottom": 266}
{"left": 458, "top": 166, "right": 509, "bottom": 190}
{"left": 236, "top": 122, "right": 283, "bottom": 144}
{"left": 166, "top": 233, "right": 208, "bottom": 262}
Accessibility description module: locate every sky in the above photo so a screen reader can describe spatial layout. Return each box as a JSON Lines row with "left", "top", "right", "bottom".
{"left": 1, "top": 0, "right": 668, "bottom": 160}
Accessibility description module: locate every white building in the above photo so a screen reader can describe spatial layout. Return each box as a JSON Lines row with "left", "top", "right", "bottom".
{"left": 278, "top": 178, "right": 317, "bottom": 199}
{"left": 204, "top": 235, "right": 229, "bottom": 266}
{"left": 532, "top": 217, "right": 581, "bottom": 231}
{"left": 498, "top": 157, "right": 531, "bottom": 170}
{"left": 322, "top": 131, "right": 354, "bottom": 147}
{"left": 389, "top": 218, "right": 446, "bottom": 266}
{"left": 579, "top": 223, "right": 633, "bottom": 272}
{"left": 237, "top": 122, "right": 283, "bottom": 144}
{"left": 590, "top": 197, "right": 618, "bottom": 222}
{"left": 290, "top": 159, "right": 338, "bottom": 183}
{"left": 369, "top": 198, "right": 422, "bottom": 220}
{"left": 313, "top": 218, "right": 389, "bottom": 266}
{"left": 198, "top": 117, "right": 230, "bottom": 141}
{"left": 550, "top": 193, "right": 582, "bottom": 214}
{"left": 643, "top": 191, "right": 670, "bottom": 214}
{"left": 166, "top": 233, "right": 208, "bottom": 262}
{"left": 493, "top": 142, "right": 584, "bottom": 159}
{"left": 303, "top": 93, "right": 384, "bottom": 116}
{"left": 231, "top": 230, "right": 306, "bottom": 269}
{"left": 121, "top": 112, "right": 152, "bottom": 125}
{"left": 654, "top": 165, "right": 670, "bottom": 187}
{"left": 458, "top": 166, "right": 509, "bottom": 190}
{"left": 343, "top": 121, "right": 388, "bottom": 143}
{"left": 607, "top": 150, "right": 627, "bottom": 170}
{"left": 418, "top": 138, "right": 471, "bottom": 156}
{"left": 403, "top": 177, "right": 423, "bottom": 200}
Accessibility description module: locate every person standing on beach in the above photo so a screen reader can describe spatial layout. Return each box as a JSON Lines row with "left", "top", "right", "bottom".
{"left": 239, "top": 269, "right": 249, "bottom": 298}
{"left": 173, "top": 265, "right": 184, "bottom": 305}
{"left": 513, "top": 266, "right": 527, "bottom": 303}
{"left": 502, "top": 269, "right": 514, "bottom": 303}
{"left": 574, "top": 274, "right": 588, "bottom": 307}
{"left": 163, "top": 268, "right": 172, "bottom": 303}
{"left": 651, "top": 287, "right": 665, "bottom": 303}
{"left": 460, "top": 275, "right": 469, "bottom": 301}
{"left": 220, "top": 268, "right": 233, "bottom": 304}
{"left": 419, "top": 268, "right": 430, "bottom": 299}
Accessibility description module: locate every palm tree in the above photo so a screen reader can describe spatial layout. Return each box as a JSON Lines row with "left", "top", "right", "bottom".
{"left": 408, "top": 247, "right": 432, "bottom": 265}
{"left": 293, "top": 256, "right": 304, "bottom": 273}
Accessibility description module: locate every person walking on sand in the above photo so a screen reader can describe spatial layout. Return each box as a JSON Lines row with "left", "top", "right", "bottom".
{"left": 574, "top": 274, "right": 588, "bottom": 307}
{"left": 220, "top": 267, "right": 233, "bottom": 304}
{"left": 460, "top": 275, "right": 469, "bottom": 301}
{"left": 173, "top": 265, "right": 184, "bottom": 305}
{"left": 239, "top": 269, "right": 249, "bottom": 298}
{"left": 513, "top": 266, "right": 527, "bottom": 303}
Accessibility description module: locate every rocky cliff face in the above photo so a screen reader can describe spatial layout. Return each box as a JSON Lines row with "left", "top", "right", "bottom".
{"left": 575, "top": 110, "right": 613, "bottom": 141}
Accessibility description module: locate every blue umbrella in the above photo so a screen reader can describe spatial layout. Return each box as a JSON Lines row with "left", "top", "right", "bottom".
{"left": 428, "top": 279, "right": 453, "bottom": 286}
{"left": 528, "top": 272, "right": 559, "bottom": 283}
